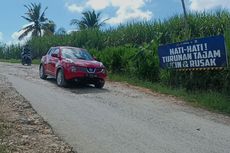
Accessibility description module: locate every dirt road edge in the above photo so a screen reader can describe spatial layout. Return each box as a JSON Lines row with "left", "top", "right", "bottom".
{"left": 0, "top": 74, "right": 76, "bottom": 153}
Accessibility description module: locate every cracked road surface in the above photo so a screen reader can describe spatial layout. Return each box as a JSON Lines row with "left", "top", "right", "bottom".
{"left": 1, "top": 62, "right": 230, "bottom": 153}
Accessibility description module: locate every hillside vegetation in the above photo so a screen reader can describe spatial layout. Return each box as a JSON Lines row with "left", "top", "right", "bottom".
{"left": 1, "top": 11, "right": 230, "bottom": 95}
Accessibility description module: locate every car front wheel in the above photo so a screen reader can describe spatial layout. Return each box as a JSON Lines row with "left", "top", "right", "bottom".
{"left": 95, "top": 79, "right": 105, "bottom": 88}
{"left": 56, "top": 69, "right": 67, "bottom": 87}
{"left": 39, "top": 64, "right": 47, "bottom": 79}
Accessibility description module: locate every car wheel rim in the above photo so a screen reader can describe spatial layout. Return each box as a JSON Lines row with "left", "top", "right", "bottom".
{"left": 57, "top": 71, "right": 62, "bottom": 85}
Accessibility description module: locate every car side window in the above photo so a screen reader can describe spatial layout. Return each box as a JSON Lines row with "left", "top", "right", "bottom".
{"left": 47, "top": 48, "right": 54, "bottom": 55}
{"left": 53, "top": 48, "right": 59, "bottom": 55}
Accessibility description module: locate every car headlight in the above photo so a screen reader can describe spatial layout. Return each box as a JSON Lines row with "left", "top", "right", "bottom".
{"left": 70, "top": 66, "right": 77, "bottom": 72}
{"left": 99, "top": 62, "right": 105, "bottom": 67}
{"left": 101, "top": 68, "right": 106, "bottom": 74}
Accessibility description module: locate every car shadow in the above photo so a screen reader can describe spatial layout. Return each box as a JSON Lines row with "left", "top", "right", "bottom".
{"left": 45, "top": 77, "right": 110, "bottom": 94}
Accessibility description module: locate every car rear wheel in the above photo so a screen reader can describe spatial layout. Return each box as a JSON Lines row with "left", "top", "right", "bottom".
{"left": 95, "top": 79, "right": 105, "bottom": 88}
{"left": 56, "top": 69, "right": 67, "bottom": 87}
{"left": 39, "top": 64, "right": 47, "bottom": 79}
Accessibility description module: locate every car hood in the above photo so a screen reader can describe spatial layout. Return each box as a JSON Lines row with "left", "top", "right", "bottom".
{"left": 72, "top": 59, "right": 104, "bottom": 68}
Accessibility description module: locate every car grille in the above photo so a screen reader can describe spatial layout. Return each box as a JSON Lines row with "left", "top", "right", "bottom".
{"left": 87, "top": 68, "right": 96, "bottom": 73}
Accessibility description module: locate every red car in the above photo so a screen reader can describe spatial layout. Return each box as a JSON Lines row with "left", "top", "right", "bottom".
{"left": 39, "top": 46, "right": 107, "bottom": 88}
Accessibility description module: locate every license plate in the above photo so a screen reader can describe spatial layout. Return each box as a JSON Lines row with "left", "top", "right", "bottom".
{"left": 88, "top": 73, "right": 97, "bottom": 78}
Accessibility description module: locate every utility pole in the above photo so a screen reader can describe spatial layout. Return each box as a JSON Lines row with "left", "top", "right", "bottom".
{"left": 180, "top": 0, "right": 189, "bottom": 38}
{"left": 181, "top": 0, "right": 188, "bottom": 20}
{"left": 180, "top": 0, "right": 192, "bottom": 90}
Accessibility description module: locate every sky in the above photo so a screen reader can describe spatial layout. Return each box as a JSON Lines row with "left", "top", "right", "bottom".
{"left": 0, "top": 0, "right": 230, "bottom": 45}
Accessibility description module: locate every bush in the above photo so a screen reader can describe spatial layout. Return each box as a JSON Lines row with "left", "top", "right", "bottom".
{"left": 1, "top": 10, "right": 230, "bottom": 93}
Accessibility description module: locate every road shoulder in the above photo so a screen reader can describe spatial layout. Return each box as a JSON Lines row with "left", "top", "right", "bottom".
{"left": 0, "top": 74, "right": 75, "bottom": 153}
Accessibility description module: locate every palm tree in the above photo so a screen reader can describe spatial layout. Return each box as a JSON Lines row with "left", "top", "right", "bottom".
{"left": 55, "top": 27, "right": 67, "bottom": 35}
{"left": 70, "top": 10, "right": 108, "bottom": 30}
{"left": 19, "top": 3, "right": 55, "bottom": 40}
{"left": 43, "top": 21, "right": 56, "bottom": 36}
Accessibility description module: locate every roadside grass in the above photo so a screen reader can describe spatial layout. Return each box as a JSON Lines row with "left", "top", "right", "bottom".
{"left": 32, "top": 59, "right": 40, "bottom": 65}
{"left": 0, "top": 59, "right": 20, "bottom": 63}
{"left": 109, "top": 73, "right": 230, "bottom": 115}
{"left": 0, "top": 59, "right": 40, "bottom": 65}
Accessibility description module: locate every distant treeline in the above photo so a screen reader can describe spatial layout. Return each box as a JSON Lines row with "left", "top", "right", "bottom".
{"left": 0, "top": 11, "right": 230, "bottom": 93}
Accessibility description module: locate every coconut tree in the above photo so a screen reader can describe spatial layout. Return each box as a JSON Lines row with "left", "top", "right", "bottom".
{"left": 43, "top": 21, "right": 56, "bottom": 36}
{"left": 19, "top": 3, "right": 55, "bottom": 40}
{"left": 70, "top": 9, "right": 108, "bottom": 30}
{"left": 55, "top": 27, "right": 67, "bottom": 35}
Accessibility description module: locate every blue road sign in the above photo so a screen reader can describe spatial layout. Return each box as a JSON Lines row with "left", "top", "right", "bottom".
{"left": 158, "top": 35, "right": 228, "bottom": 69}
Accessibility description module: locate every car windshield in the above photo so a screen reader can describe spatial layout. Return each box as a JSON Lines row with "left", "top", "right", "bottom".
{"left": 61, "top": 48, "right": 93, "bottom": 61}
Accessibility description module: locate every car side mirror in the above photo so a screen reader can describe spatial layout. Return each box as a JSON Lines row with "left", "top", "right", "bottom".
{"left": 51, "top": 53, "right": 58, "bottom": 58}
{"left": 93, "top": 56, "right": 97, "bottom": 61}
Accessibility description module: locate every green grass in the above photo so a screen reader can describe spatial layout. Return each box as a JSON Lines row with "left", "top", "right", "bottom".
{"left": 109, "top": 73, "right": 230, "bottom": 114}
{"left": 0, "top": 59, "right": 20, "bottom": 63}
{"left": 0, "top": 59, "right": 40, "bottom": 65}
{"left": 32, "top": 59, "right": 40, "bottom": 65}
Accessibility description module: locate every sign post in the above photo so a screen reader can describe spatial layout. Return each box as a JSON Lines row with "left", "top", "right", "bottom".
{"left": 158, "top": 35, "right": 228, "bottom": 70}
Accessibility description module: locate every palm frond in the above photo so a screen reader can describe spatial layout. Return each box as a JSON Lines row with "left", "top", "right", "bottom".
{"left": 21, "top": 16, "right": 33, "bottom": 22}
{"left": 18, "top": 25, "right": 34, "bottom": 40}
{"left": 42, "top": 20, "right": 56, "bottom": 35}
{"left": 70, "top": 9, "right": 108, "bottom": 30}
{"left": 70, "top": 19, "right": 79, "bottom": 26}
{"left": 20, "top": 2, "right": 51, "bottom": 39}
{"left": 40, "top": 6, "right": 48, "bottom": 22}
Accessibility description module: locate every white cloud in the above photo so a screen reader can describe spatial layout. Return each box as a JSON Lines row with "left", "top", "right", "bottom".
{"left": 189, "top": 0, "right": 230, "bottom": 11}
{"left": 7, "top": 31, "right": 31, "bottom": 45}
{"left": 86, "top": 0, "right": 110, "bottom": 10}
{"left": 110, "top": 0, "right": 145, "bottom": 9}
{"left": 7, "top": 24, "right": 33, "bottom": 45}
{"left": 66, "top": 0, "right": 153, "bottom": 25}
{"left": 67, "top": 29, "right": 79, "bottom": 34}
{"left": 65, "top": 3, "right": 84, "bottom": 13}
{"left": 107, "top": 0, "right": 152, "bottom": 24}
{"left": 0, "top": 32, "right": 3, "bottom": 42}
{"left": 107, "top": 8, "right": 152, "bottom": 24}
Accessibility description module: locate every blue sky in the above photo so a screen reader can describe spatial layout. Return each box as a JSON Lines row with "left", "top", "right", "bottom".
{"left": 0, "top": 0, "right": 229, "bottom": 44}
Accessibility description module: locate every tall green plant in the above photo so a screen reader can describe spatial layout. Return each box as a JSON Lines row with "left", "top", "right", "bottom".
{"left": 70, "top": 10, "right": 108, "bottom": 30}
{"left": 19, "top": 3, "right": 55, "bottom": 40}
{"left": 3, "top": 10, "right": 230, "bottom": 94}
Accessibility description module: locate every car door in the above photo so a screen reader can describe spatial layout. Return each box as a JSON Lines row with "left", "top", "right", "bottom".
{"left": 49, "top": 48, "right": 60, "bottom": 76}
{"left": 45, "top": 48, "right": 55, "bottom": 74}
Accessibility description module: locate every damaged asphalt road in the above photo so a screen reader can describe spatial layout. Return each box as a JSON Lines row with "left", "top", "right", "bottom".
{"left": 1, "top": 62, "right": 230, "bottom": 153}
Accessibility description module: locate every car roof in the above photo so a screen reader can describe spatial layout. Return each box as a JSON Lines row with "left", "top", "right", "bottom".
{"left": 54, "top": 46, "right": 85, "bottom": 50}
